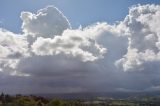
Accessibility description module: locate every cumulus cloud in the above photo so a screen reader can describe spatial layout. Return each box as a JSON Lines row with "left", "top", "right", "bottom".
{"left": 1, "top": 4, "right": 160, "bottom": 93}
{"left": 31, "top": 28, "right": 106, "bottom": 62}
{"left": 21, "top": 6, "right": 71, "bottom": 46}
{"left": 21, "top": 6, "right": 70, "bottom": 37}
{"left": 0, "top": 28, "right": 28, "bottom": 75}
{"left": 116, "top": 4, "right": 160, "bottom": 71}
{"left": 0, "top": 29, "right": 27, "bottom": 58}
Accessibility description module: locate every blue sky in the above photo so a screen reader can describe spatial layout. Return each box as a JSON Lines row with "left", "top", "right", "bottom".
{"left": 0, "top": 0, "right": 160, "bottom": 33}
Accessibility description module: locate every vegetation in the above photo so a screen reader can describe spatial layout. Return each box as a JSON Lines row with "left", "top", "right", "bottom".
{"left": 0, "top": 93, "right": 79, "bottom": 106}
{"left": 1, "top": 93, "right": 160, "bottom": 106}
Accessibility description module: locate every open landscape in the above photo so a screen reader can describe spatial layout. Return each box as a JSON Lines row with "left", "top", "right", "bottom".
{"left": 1, "top": 92, "right": 160, "bottom": 106}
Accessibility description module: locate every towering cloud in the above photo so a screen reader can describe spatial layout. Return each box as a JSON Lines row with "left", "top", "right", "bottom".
{"left": 116, "top": 4, "right": 160, "bottom": 71}
{"left": 0, "top": 4, "right": 160, "bottom": 93}
{"left": 21, "top": 6, "right": 70, "bottom": 37}
{"left": 21, "top": 6, "right": 71, "bottom": 46}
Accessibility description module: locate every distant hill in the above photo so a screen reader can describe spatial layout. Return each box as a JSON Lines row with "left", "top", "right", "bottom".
{"left": 34, "top": 91, "right": 160, "bottom": 100}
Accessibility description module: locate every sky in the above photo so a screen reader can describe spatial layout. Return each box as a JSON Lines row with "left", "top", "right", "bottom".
{"left": 1, "top": 0, "right": 160, "bottom": 33}
{"left": 0, "top": 0, "right": 160, "bottom": 94}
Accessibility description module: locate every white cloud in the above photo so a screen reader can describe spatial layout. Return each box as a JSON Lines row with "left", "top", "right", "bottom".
{"left": 0, "top": 28, "right": 28, "bottom": 76}
{"left": 1, "top": 4, "right": 160, "bottom": 93}
{"left": 31, "top": 27, "right": 107, "bottom": 62}
{"left": 0, "top": 29, "right": 28, "bottom": 58}
{"left": 21, "top": 6, "right": 70, "bottom": 37}
{"left": 21, "top": 6, "right": 71, "bottom": 46}
{"left": 116, "top": 4, "right": 160, "bottom": 71}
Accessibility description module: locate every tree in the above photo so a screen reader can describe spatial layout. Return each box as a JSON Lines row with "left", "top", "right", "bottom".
{"left": 47, "top": 99, "right": 64, "bottom": 106}
{"left": 37, "top": 100, "right": 43, "bottom": 106}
